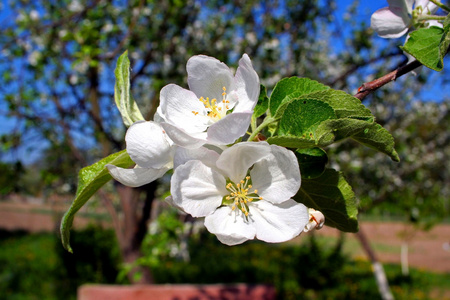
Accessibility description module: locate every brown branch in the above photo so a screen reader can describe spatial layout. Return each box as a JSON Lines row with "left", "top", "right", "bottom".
{"left": 329, "top": 51, "right": 403, "bottom": 87}
{"left": 49, "top": 93, "right": 89, "bottom": 166}
{"left": 354, "top": 59, "right": 422, "bottom": 100}
{"left": 65, "top": 74, "right": 122, "bottom": 150}
{"left": 99, "top": 0, "right": 145, "bottom": 60}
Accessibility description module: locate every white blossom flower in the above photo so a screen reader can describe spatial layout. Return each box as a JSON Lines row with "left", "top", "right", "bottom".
{"left": 169, "top": 142, "right": 309, "bottom": 246}
{"left": 156, "top": 54, "right": 260, "bottom": 149}
{"left": 371, "top": 0, "right": 440, "bottom": 38}
{"left": 107, "top": 121, "right": 174, "bottom": 187}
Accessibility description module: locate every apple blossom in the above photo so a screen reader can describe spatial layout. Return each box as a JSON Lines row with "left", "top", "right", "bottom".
{"left": 303, "top": 208, "right": 325, "bottom": 232}
{"left": 169, "top": 141, "right": 310, "bottom": 246}
{"left": 371, "top": 0, "right": 441, "bottom": 39}
{"left": 107, "top": 121, "right": 174, "bottom": 187}
{"left": 156, "top": 54, "right": 260, "bottom": 149}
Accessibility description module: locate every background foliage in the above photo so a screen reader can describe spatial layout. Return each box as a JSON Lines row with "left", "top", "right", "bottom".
{"left": 0, "top": 0, "right": 449, "bottom": 295}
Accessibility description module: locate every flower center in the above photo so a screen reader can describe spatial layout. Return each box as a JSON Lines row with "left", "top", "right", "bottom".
{"left": 192, "top": 86, "right": 230, "bottom": 122}
{"left": 223, "top": 175, "right": 262, "bottom": 218}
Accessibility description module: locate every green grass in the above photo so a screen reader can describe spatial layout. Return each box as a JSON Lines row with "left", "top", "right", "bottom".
{"left": 0, "top": 228, "right": 448, "bottom": 300}
{"left": 0, "top": 227, "right": 120, "bottom": 300}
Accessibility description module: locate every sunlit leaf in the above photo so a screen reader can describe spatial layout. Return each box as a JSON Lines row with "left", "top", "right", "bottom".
{"left": 114, "top": 51, "right": 145, "bottom": 126}
{"left": 401, "top": 26, "right": 445, "bottom": 71}
{"left": 60, "top": 150, "right": 134, "bottom": 253}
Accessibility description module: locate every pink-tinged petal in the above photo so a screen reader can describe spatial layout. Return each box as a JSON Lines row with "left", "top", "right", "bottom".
{"left": 388, "top": 0, "right": 414, "bottom": 14}
{"left": 165, "top": 195, "right": 187, "bottom": 214}
{"left": 233, "top": 54, "right": 260, "bottom": 113}
{"left": 206, "top": 112, "right": 252, "bottom": 146}
{"left": 371, "top": 7, "right": 410, "bottom": 38}
{"left": 125, "top": 121, "right": 173, "bottom": 169}
{"left": 161, "top": 122, "right": 207, "bottom": 149}
{"left": 173, "top": 146, "right": 220, "bottom": 170}
{"left": 159, "top": 84, "right": 209, "bottom": 132}
{"left": 216, "top": 142, "right": 271, "bottom": 182}
{"left": 251, "top": 199, "right": 309, "bottom": 243}
{"left": 153, "top": 110, "right": 164, "bottom": 123}
{"left": 251, "top": 145, "right": 301, "bottom": 204}
{"left": 106, "top": 164, "right": 169, "bottom": 187}
{"left": 204, "top": 206, "right": 256, "bottom": 246}
{"left": 171, "top": 160, "right": 226, "bottom": 217}
{"left": 187, "top": 55, "right": 236, "bottom": 102}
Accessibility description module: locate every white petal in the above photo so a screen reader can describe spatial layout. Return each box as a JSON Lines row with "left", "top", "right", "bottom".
{"left": 216, "top": 142, "right": 271, "bottom": 182}
{"left": 427, "top": 21, "right": 443, "bottom": 28}
{"left": 251, "top": 145, "right": 301, "bottom": 204}
{"left": 371, "top": 7, "right": 410, "bottom": 38}
{"left": 233, "top": 54, "right": 260, "bottom": 113}
{"left": 187, "top": 55, "right": 236, "bottom": 103}
{"left": 425, "top": 2, "right": 439, "bottom": 15}
{"left": 173, "top": 146, "right": 220, "bottom": 170}
{"left": 125, "top": 121, "right": 173, "bottom": 169}
{"left": 106, "top": 164, "right": 168, "bottom": 187}
{"left": 171, "top": 160, "right": 226, "bottom": 217}
{"left": 159, "top": 84, "right": 209, "bottom": 132}
{"left": 161, "top": 122, "right": 207, "bottom": 149}
{"left": 206, "top": 112, "right": 252, "bottom": 146}
{"left": 204, "top": 206, "right": 256, "bottom": 246}
{"left": 251, "top": 199, "right": 309, "bottom": 243}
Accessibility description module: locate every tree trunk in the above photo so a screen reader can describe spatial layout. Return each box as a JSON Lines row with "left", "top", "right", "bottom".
{"left": 115, "top": 181, "right": 158, "bottom": 284}
{"left": 401, "top": 242, "right": 409, "bottom": 276}
{"left": 355, "top": 227, "right": 394, "bottom": 300}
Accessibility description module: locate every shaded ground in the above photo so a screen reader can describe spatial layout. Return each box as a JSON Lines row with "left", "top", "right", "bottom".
{"left": 1, "top": 198, "right": 449, "bottom": 274}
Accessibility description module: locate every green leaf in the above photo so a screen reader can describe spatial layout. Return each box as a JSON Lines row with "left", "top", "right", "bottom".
{"left": 252, "top": 84, "right": 269, "bottom": 118}
{"left": 114, "top": 51, "right": 145, "bottom": 126}
{"left": 296, "top": 148, "right": 328, "bottom": 179}
{"left": 271, "top": 111, "right": 373, "bottom": 149}
{"left": 294, "top": 169, "right": 358, "bottom": 232}
{"left": 298, "top": 90, "right": 374, "bottom": 120}
{"left": 60, "top": 150, "right": 134, "bottom": 253}
{"left": 351, "top": 122, "right": 400, "bottom": 162}
{"left": 439, "top": 16, "right": 450, "bottom": 63}
{"left": 267, "top": 135, "right": 317, "bottom": 148}
{"left": 268, "top": 88, "right": 380, "bottom": 150}
{"left": 401, "top": 26, "right": 445, "bottom": 71}
{"left": 278, "top": 99, "right": 336, "bottom": 136}
{"left": 269, "top": 77, "right": 329, "bottom": 118}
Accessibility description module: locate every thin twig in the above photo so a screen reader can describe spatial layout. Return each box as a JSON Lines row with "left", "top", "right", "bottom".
{"left": 354, "top": 59, "right": 422, "bottom": 100}
{"left": 329, "top": 51, "right": 403, "bottom": 87}
{"left": 428, "top": 0, "right": 450, "bottom": 12}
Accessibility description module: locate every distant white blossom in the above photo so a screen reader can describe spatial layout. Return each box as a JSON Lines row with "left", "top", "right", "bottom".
{"left": 371, "top": 0, "right": 441, "bottom": 38}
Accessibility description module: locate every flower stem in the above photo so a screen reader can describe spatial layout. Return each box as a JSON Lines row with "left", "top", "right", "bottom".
{"left": 428, "top": 0, "right": 450, "bottom": 12}
{"left": 417, "top": 15, "right": 446, "bottom": 21}
{"left": 248, "top": 116, "right": 276, "bottom": 141}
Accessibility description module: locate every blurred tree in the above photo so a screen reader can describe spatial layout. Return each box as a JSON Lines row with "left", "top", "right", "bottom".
{"left": 0, "top": 0, "right": 446, "bottom": 285}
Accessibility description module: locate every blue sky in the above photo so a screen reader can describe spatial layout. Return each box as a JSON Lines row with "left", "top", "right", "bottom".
{"left": 0, "top": 0, "right": 448, "bottom": 165}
